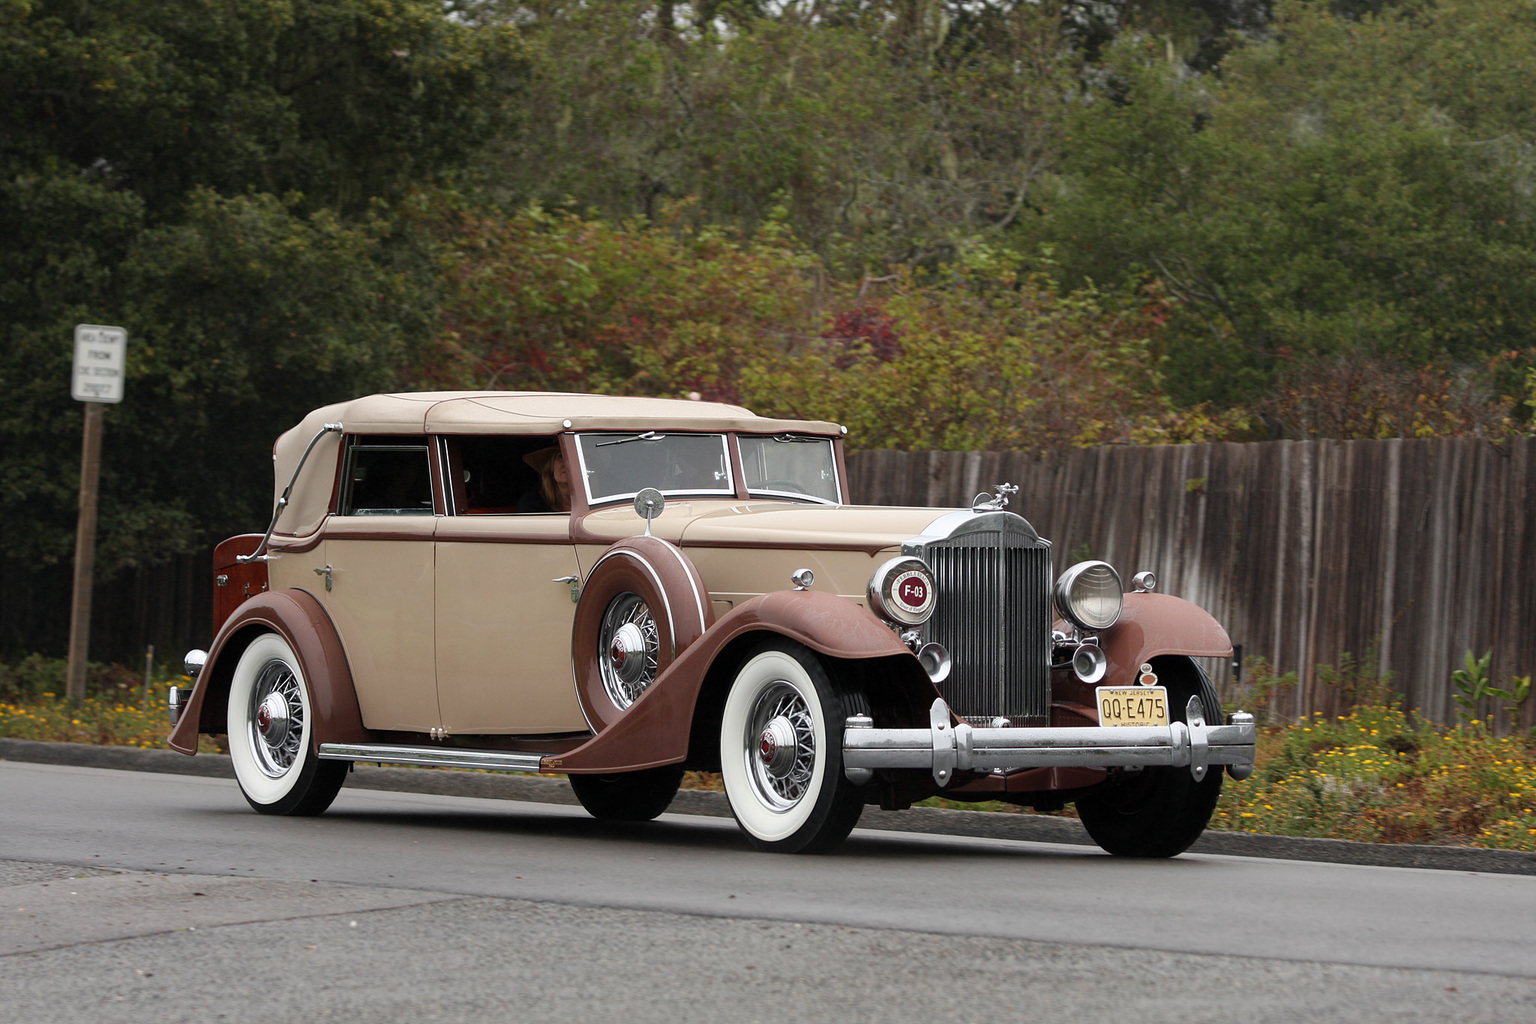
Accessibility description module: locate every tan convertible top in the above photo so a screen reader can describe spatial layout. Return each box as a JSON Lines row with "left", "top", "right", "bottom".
{"left": 270, "top": 392, "right": 844, "bottom": 538}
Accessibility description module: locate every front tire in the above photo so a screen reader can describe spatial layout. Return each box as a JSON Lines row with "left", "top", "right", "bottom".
{"left": 1075, "top": 656, "right": 1223, "bottom": 857}
{"left": 568, "top": 766, "right": 685, "bottom": 822}
{"left": 719, "top": 640, "right": 864, "bottom": 853}
{"left": 227, "top": 633, "right": 347, "bottom": 816}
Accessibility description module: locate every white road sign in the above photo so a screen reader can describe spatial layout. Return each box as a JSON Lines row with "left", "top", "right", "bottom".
{"left": 72, "top": 324, "right": 127, "bottom": 403}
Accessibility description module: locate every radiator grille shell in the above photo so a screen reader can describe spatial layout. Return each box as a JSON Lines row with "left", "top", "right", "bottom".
{"left": 904, "top": 511, "right": 1053, "bottom": 722}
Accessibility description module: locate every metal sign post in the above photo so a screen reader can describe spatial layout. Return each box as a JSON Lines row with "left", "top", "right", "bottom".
{"left": 65, "top": 325, "right": 126, "bottom": 703}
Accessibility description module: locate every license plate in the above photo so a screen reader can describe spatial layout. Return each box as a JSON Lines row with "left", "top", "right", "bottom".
{"left": 1096, "top": 686, "right": 1169, "bottom": 727}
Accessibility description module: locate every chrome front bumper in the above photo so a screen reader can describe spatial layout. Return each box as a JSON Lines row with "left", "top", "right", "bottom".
{"left": 843, "top": 697, "right": 1256, "bottom": 786}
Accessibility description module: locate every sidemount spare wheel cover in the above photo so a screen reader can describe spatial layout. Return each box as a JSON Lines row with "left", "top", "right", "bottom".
{"left": 572, "top": 536, "right": 714, "bottom": 732}
{"left": 226, "top": 632, "right": 347, "bottom": 816}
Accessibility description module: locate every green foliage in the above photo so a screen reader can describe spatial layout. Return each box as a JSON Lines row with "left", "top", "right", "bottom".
{"left": 1224, "top": 655, "right": 1300, "bottom": 727}
{"left": 418, "top": 200, "right": 820, "bottom": 401}
{"left": 740, "top": 265, "right": 1177, "bottom": 451}
{"left": 0, "top": 0, "right": 519, "bottom": 574}
{"left": 1216, "top": 698, "right": 1536, "bottom": 850}
{"left": 492, "top": 1, "right": 1074, "bottom": 271}
{"left": 1452, "top": 649, "right": 1531, "bottom": 727}
{"left": 0, "top": 653, "right": 215, "bottom": 748}
{"left": 1028, "top": 0, "right": 1536, "bottom": 411}
{"left": 1, "top": 0, "right": 523, "bottom": 218}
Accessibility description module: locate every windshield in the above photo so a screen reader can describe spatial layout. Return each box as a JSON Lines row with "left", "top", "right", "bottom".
{"left": 739, "top": 435, "right": 840, "bottom": 504}
{"left": 576, "top": 432, "right": 734, "bottom": 504}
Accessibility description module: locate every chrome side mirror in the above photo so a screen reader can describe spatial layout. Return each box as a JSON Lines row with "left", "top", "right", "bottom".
{"left": 633, "top": 487, "right": 665, "bottom": 536}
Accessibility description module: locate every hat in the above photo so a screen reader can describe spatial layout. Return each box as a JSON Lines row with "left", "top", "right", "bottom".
{"left": 522, "top": 445, "right": 561, "bottom": 472}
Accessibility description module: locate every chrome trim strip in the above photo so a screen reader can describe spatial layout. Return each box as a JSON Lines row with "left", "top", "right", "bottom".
{"left": 653, "top": 539, "right": 709, "bottom": 639}
{"left": 317, "top": 742, "right": 546, "bottom": 773}
{"left": 843, "top": 698, "right": 1256, "bottom": 785}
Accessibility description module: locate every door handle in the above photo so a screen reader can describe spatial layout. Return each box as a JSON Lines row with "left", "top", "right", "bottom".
{"left": 314, "top": 564, "right": 333, "bottom": 592}
{"left": 553, "top": 575, "right": 580, "bottom": 603}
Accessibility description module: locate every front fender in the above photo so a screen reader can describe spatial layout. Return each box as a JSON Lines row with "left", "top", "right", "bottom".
{"left": 1098, "top": 592, "right": 1233, "bottom": 685}
{"left": 547, "top": 590, "right": 919, "bottom": 774}
{"left": 167, "top": 589, "right": 367, "bottom": 755}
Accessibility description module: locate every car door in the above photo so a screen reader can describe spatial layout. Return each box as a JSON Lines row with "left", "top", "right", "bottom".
{"left": 433, "top": 435, "right": 588, "bottom": 735}
{"left": 318, "top": 435, "right": 440, "bottom": 732}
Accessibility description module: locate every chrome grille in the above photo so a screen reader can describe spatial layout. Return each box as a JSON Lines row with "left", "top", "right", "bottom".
{"left": 907, "top": 512, "right": 1053, "bottom": 722}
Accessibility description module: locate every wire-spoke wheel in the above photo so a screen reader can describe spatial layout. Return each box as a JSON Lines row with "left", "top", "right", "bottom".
{"left": 227, "top": 633, "right": 347, "bottom": 816}
{"left": 719, "top": 640, "right": 864, "bottom": 853}
{"left": 597, "top": 592, "right": 660, "bottom": 710}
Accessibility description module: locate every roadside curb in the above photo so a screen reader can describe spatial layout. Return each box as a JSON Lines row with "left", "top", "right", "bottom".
{"left": 7, "top": 737, "right": 1535, "bottom": 875}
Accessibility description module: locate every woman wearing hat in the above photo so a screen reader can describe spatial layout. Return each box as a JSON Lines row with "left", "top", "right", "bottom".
{"left": 518, "top": 444, "right": 571, "bottom": 513}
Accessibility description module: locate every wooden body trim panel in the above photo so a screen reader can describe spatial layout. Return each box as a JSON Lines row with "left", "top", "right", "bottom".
{"left": 211, "top": 534, "right": 269, "bottom": 635}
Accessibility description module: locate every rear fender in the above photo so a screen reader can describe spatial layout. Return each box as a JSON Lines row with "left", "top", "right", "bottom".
{"left": 167, "top": 589, "right": 367, "bottom": 755}
{"left": 547, "top": 589, "right": 932, "bottom": 774}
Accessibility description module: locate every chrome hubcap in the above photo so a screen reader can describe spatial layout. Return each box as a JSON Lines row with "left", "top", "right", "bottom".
{"left": 609, "top": 622, "right": 649, "bottom": 686}
{"left": 758, "top": 716, "right": 798, "bottom": 778}
{"left": 255, "top": 692, "right": 291, "bottom": 745}
{"left": 744, "top": 682, "right": 815, "bottom": 811}
{"left": 247, "top": 659, "right": 303, "bottom": 779}
{"left": 598, "top": 593, "right": 658, "bottom": 710}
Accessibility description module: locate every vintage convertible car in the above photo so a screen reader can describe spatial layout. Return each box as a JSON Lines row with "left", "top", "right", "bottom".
{"left": 171, "top": 391, "right": 1254, "bottom": 856}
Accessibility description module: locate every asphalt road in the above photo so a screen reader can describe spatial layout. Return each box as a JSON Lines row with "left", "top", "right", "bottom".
{"left": 4, "top": 761, "right": 1536, "bottom": 1023}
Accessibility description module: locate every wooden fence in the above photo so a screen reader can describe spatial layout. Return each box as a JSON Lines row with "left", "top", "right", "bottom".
{"left": 5, "top": 436, "right": 1532, "bottom": 727}
{"left": 847, "top": 437, "right": 1536, "bottom": 727}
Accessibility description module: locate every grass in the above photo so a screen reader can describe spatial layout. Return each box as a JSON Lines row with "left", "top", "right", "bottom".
{"left": 6, "top": 653, "right": 1536, "bottom": 851}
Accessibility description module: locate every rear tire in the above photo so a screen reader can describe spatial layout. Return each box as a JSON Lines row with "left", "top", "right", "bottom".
{"left": 719, "top": 640, "right": 864, "bottom": 853}
{"left": 227, "top": 633, "right": 347, "bottom": 816}
{"left": 569, "top": 766, "right": 685, "bottom": 822}
{"left": 1076, "top": 656, "right": 1222, "bottom": 858}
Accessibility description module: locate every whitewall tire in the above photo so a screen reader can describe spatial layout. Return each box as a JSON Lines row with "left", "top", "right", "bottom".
{"left": 227, "top": 633, "right": 346, "bottom": 816}
{"left": 719, "top": 641, "right": 864, "bottom": 853}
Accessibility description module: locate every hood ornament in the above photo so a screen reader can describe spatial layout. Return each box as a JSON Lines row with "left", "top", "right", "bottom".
{"left": 971, "top": 483, "right": 1018, "bottom": 512}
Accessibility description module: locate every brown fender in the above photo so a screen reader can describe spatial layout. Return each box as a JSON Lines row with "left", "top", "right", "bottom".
{"left": 167, "top": 589, "right": 368, "bottom": 755}
{"left": 546, "top": 589, "right": 917, "bottom": 774}
{"left": 1097, "top": 592, "right": 1233, "bottom": 687}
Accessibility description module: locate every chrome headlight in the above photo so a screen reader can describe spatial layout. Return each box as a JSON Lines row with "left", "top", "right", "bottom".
{"left": 868, "top": 556, "right": 937, "bottom": 626}
{"left": 1054, "top": 560, "right": 1123, "bottom": 631}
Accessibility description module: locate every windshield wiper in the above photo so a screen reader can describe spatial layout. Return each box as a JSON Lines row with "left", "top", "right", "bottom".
{"left": 596, "top": 431, "right": 666, "bottom": 448}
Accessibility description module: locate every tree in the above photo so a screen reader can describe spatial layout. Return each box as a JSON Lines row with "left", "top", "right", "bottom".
{"left": 1027, "top": 0, "right": 1536, "bottom": 410}
{"left": 483, "top": 0, "right": 1074, "bottom": 271}
{"left": 418, "top": 199, "right": 821, "bottom": 402}
{"left": 0, "top": 0, "right": 521, "bottom": 591}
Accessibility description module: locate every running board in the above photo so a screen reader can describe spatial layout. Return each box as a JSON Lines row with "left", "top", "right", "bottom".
{"left": 317, "top": 742, "right": 545, "bottom": 773}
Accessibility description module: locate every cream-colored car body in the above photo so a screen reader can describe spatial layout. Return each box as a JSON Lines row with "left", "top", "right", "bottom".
{"left": 261, "top": 391, "right": 937, "bottom": 737}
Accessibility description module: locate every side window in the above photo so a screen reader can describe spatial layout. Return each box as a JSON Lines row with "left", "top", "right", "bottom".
{"left": 341, "top": 437, "right": 433, "bottom": 516}
{"left": 449, "top": 435, "right": 566, "bottom": 514}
